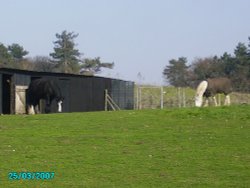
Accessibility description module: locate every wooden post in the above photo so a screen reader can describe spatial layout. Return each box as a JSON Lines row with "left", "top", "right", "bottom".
{"left": 105, "top": 89, "right": 108, "bottom": 111}
{"left": 160, "top": 87, "right": 164, "bottom": 109}
{"left": 178, "top": 87, "right": 181, "bottom": 108}
{"left": 105, "top": 89, "right": 121, "bottom": 111}
{"left": 136, "top": 86, "right": 139, "bottom": 110}
{"left": 183, "top": 88, "right": 186, "bottom": 107}
{"left": 139, "top": 87, "right": 142, "bottom": 109}
{"left": 107, "top": 95, "right": 120, "bottom": 110}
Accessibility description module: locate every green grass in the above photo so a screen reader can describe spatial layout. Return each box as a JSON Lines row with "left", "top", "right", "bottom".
{"left": 0, "top": 106, "right": 250, "bottom": 187}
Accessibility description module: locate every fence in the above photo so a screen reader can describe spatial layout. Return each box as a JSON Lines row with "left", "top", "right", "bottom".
{"left": 136, "top": 86, "right": 164, "bottom": 109}
{"left": 135, "top": 85, "right": 250, "bottom": 109}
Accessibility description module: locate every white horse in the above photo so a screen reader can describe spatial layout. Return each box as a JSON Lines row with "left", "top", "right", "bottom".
{"left": 195, "top": 77, "right": 232, "bottom": 107}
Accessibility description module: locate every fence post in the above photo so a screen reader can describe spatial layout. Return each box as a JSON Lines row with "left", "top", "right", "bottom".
{"left": 160, "top": 87, "right": 164, "bottom": 109}
{"left": 136, "top": 86, "right": 139, "bottom": 110}
{"left": 178, "top": 87, "right": 181, "bottom": 108}
{"left": 105, "top": 89, "right": 108, "bottom": 111}
{"left": 139, "top": 87, "right": 142, "bottom": 109}
{"left": 182, "top": 88, "right": 186, "bottom": 107}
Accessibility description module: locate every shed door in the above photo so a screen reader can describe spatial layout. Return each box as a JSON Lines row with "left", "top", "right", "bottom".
{"left": 15, "top": 85, "right": 28, "bottom": 114}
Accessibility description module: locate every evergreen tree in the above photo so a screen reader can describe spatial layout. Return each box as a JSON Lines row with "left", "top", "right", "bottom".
{"left": 0, "top": 43, "right": 12, "bottom": 66}
{"left": 50, "top": 30, "right": 81, "bottom": 73}
{"left": 220, "top": 52, "right": 235, "bottom": 77}
{"left": 163, "top": 57, "right": 189, "bottom": 87}
{"left": 80, "top": 57, "right": 114, "bottom": 75}
{"left": 8, "top": 43, "right": 28, "bottom": 61}
{"left": 233, "top": 42, "right": 250, "bottom": 91}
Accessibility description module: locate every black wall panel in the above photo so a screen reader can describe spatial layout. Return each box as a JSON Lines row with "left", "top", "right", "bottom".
{"left": 0, "top": 68, "right": 134, "bottom": 114}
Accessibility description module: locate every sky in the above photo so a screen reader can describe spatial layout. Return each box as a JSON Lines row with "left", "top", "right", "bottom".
{"left": 1, "top": 0, "right": 250, "bottom": 85}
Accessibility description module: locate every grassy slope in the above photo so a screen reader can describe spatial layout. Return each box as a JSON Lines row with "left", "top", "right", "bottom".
{"left": 0, "top": 106, "right": 250, "bottom": 187}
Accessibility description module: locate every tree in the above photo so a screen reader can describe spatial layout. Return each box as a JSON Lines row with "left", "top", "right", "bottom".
{"left": 17, "top": 58, "right": 35, "bottom": 71}
{"left": 50, "top": 30, "right": 81, "bottom": 74}
{"left": 8, "top": 43, "right": 28, "bottom": 61}
{"left": 80, "top": 57, "right": 114, "bottom": 75}
{"left": 190, "top": 56, "right": 225, "bottom": 81}
{"left": 32, "top": 56, "right": 55, "bottom": 72}
{"left": 220, "top": 52, "right": 235, "bottom": 77}
{"left": 232, "top": 42, "right": 250, "bottom": 91}
{"left": 0, "top": 43, "right": 12, "bottom": 66}
{"left": 163, "top": 57, "right": 189, "bottom": 87}
{"left": 235, "top": 42, "right": 248, "bottom": 60}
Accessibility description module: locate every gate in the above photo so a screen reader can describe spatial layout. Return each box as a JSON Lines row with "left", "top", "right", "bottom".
{"left": 15, "top": 85, "right": 28, "bottom": 114}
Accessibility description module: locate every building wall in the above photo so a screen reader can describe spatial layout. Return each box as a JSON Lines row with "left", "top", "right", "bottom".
{"left": 14, "top": 73, "right": 30, "bottom": 86}
{"left": 0, "top": 74, "right": 2, "bottom": 113}
{"left": 0, "top": 69, "right": 134, "bottom": 114}
{"left": 111, "top": 80, "right": 134, "bottom": 110}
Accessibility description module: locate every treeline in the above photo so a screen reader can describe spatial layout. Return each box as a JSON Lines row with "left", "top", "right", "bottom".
{"left": 163, "top": 38, "right": 250, "bottom": 92}
{"left": 0, "top": 30, "right": 114, "bottom": 75}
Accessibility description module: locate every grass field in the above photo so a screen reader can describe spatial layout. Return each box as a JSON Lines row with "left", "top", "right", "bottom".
{"left": 1, "top": 105, "right": 250, "bottom": 187}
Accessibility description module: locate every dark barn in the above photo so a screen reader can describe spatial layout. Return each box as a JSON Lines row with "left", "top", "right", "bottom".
{"left": 0, "top": 68, "right": 134, "bottom": 114}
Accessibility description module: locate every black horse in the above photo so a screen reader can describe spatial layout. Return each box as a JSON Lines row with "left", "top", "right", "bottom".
{"left": 26, "top": 78, "right": 64, "bottom": 114}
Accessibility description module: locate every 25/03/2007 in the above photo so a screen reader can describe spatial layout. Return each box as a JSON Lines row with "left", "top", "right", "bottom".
{"left": 8, "top": 172, "right": 55, "bottom": 180}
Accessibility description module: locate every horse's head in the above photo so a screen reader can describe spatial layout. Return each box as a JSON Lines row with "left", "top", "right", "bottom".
{"left": 195, "top": 95, "right": 203, "bottom": 107}
{"left": 195, "top": 80, "right": 208, "bottom": 107}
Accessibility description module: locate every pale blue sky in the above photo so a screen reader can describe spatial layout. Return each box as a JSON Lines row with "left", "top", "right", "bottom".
{"left": 1, "top": 0, "right": 250, "bottom": 84}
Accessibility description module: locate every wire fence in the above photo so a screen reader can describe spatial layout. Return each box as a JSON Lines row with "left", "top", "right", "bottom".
{"left": 135, "top": 85, "right": 250, "bottom": 109}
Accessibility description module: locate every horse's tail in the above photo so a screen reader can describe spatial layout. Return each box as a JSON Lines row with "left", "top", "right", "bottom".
{"left": 195, "top": 80, "right": 208, "bottom": 107}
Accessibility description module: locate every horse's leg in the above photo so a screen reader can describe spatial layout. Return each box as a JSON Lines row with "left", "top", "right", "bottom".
{"left": 58, "top": 101, "right": 63, "bottom": 112}
{"left": 213, "top": 96, "right": 218, "bottom": 106}
{"left": 45, "top": 98, "right": 52, "bottom": 113}
{"left": 204, "top": 98, "right": 209, "bottom": 107}
{"left": 34, "top": 104, "right": 40, "bottom": 114}
{"left": 45, "top": 104, "right": 51, "bottom": 113}
{"left": 28, "top": 105, "right": 35, "bottom": 115}
{"left": 218, "top": 94, "right": 221, "bottom": 106}
{"left": 44, "top": 95, "right": 51, "bottom": 113}
{"left": 224, "top": 95, "right": 231, "bottom": 106}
